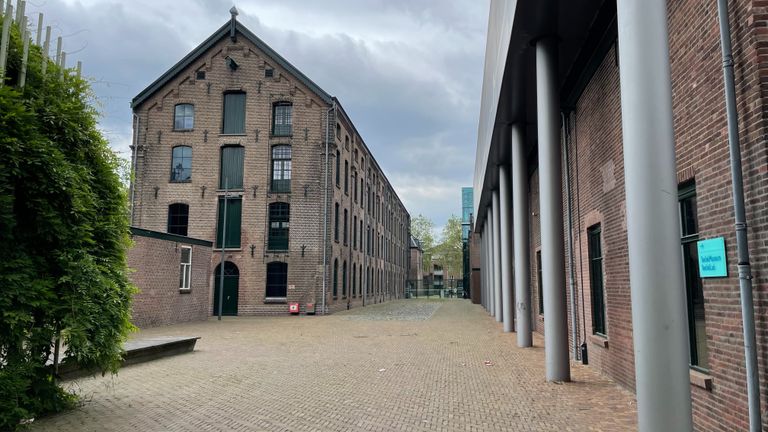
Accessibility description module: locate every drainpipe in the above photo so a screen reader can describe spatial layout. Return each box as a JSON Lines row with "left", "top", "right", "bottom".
{"left": 129, "top": 113, "right": 139, "bottom": 226}
{"left": 562, "top": 111, "right": 580, "bottom": 361}
{"left": 322, "top": 102, "right": 335, "bottom": 315}
{"left": 716, "top": 2, "right": 762, "bottom": 430}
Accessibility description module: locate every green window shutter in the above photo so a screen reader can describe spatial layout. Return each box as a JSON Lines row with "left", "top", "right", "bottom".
{"left": 220, "top": 146, "right": 244, "bottom": 189}
{"left": 216, "top": 197, "right": 242, "bottom": 248}
{"left": 223, "top": 93, "right": 246, "bottom": 134}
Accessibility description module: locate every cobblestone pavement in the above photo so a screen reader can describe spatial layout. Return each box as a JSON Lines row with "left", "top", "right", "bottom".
{"left": 32, "top": 299, "right": 637, "bottom": 431}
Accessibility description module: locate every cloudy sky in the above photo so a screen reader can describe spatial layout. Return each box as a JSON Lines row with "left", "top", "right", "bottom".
{"left": 25, "top": 0, "right": 489, "bottom": 234}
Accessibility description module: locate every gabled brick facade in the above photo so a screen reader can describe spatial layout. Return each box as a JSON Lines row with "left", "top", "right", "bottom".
{"left": 130, "top": 15, "right": 410, "bottom": 315}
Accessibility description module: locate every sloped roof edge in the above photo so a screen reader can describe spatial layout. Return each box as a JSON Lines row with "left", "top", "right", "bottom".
{"left": 131, "top": 20, "right": 333, "bottom": 109}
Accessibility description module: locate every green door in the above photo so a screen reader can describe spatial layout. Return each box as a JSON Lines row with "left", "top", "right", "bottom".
{"left": 213, "top": 261, "right": 239, "bottom": 316}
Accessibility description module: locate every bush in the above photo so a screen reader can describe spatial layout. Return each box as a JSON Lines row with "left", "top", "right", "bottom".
{"left": 0, "top": 13, "right": 135, "bottom": 430}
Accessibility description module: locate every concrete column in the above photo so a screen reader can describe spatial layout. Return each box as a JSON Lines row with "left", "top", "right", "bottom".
{"left": 499, "top": 165, "right": 514, "bottom": 332}
{"left": 487, "top": 206, "right": 495, "bottom": 316}
{"left": 536, "top": 36, "right": 570, "bottom": 382}
{"left": 492, "top": 190, "right": 503, "bottom": 323}
{"left": 512, "top": 123, "right": 532, "bottom": 347}
{"left": 616, "top": 1, "right": 692, "bottom": 430}
{"left": 481, "top": 229, "right": 487, "bottom": 310}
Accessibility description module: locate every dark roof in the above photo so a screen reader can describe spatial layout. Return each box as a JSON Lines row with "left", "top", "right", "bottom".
{"left": 410, "top": 236, "right": 422, "bottom": 250}
{"left": 131, "top": 19, "right": 332, "bottom": 109}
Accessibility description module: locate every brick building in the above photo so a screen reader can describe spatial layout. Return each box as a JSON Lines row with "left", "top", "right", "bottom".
{"left": 129, "top": 9, "right": 410, "bottom": 316}
{"left": 475, "top": 1, "right": 768, "bottom": 431}
{"left": 128, "top": 227, "right": 212, "bottom": 328}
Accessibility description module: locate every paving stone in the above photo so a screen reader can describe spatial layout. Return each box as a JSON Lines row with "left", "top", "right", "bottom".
{"left": 31, "top": 299, "right": 637, "bottom": 431}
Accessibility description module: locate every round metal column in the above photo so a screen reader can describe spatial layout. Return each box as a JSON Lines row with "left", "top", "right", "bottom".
{"left": 499, "top": 165, "right": 514, "bottom": 332}
{"left": 512, "top": 123, "right": 532, "bottom": 347}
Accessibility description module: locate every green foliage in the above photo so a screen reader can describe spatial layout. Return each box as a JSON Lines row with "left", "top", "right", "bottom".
{"left": 433, "top": 215, "right": 463, "bottom": 279}
{"left": 410, "top": 214, "right": 435, "bottom": 271}
{"left": 0, "top": 14, "right": 135, "bottom": 430}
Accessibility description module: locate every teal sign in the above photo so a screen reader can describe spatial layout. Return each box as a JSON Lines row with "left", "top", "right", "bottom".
{"left": 697, "top": 237, "right": 727, "bottom": 278}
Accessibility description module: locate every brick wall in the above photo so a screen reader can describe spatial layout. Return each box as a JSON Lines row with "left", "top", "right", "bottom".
{"left": 131, "top": 21, "right": 409, "bottom": 316}
{"left": 128, "top": 229, "right": 212, "bottom": 328}
{"left": 520, "top": 1, "right": 768, "bottom": 430}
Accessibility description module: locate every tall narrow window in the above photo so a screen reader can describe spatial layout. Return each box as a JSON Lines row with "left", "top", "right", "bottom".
{"left": 334, "top": 203, "right": 340, "bottom": 242}
{"left": 588, "top": 225, "right": 606, "bottom": 335}
{"left": 537, "top": 250, "right": 543, "bottom": 314}
{"left": 170, "top": 146, "right": 192, "bottom": 182}
{"left": 335, "top": 150, "right": 341, "bottom": 186}
{"left": 342, "top": 261, "right": 348, "bottom": 298}
{"left": 222, "top": 92, "right": 246, "bottom": 134}
{"left": 352, "top": 265, "right": 357, "bottom": 298}
{"left": 179, "top": 246, "right": 192, "bottom": 290}
{"left": 216, "top": 197, "right": 242, "bottom": 248}
{"left": 344, "top": 160, "right": 349, "bottom": 193}
{"left": 167, "top": 203, "right": 189, "bottom": 236}
{"left": 333, "top": 259, "right": 338, "bottom": 298}
{"left": 174, "top": 104, "right": 194, "bottom": 130}
{"left": 220, "top": 146, "right": 244, "bottom": 189}
{"left": 272, "top": 102, "right": 292, "bottom": 136}
{"left": 268, "top": 202, "right": 290, "bottom": 251}
{"left": 353, "top": 171, "right": 358, "bottom": 202}
{"left": 680, "top": 182, "right": 708, "bottom": 369}
{"left": 173, "top": 104, "right": 195, "bottom": 130}
{"left": 266, "top": 262, "right": 288, "bottom": 298}
{"left": 353, "top": 215, "right": 357, "bottom": 249}
{"left": 343, "top": 209, "right": 348, "bottom": 245}
{"left": 271, "top": 145, "right": 291, "bottom": 193}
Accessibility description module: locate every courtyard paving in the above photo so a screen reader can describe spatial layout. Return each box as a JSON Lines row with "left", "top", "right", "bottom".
{"left": 32, "top": 299, "right": 637, "bottom": 431}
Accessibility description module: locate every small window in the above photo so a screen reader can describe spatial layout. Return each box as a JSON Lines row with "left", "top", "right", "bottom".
{"left": 333, "top": 259, "right": 339, "bottom": 299}
{"left": 222, "top": 92, "right": 246, "bottom": 134}
{"left": 680, "top": 182, "right": 709, "bottom": 369}
{"left": 268, "top": 202, "right": 290, "bottom": 251}
{"left": 588, "top": 225, "right": 606, "bottom": 336}
{"left": 272, "top": 102, "right": 292, "bottom": 136}
{"left": 344, "top": 160, "right": 349, "bottom": 194}
{"left": 179, "top": 246, "right": 192, "bottom": 290}
{"left": 168, "top": 203, "right": 189, "bottom": 236}
{"left": 265, "top": 68, "right": 274, "bottom": 78}
{"left": 335, "top": 150, "right": 341, "bottom": 186}
{"left": 271, "top": 145, "right": 292, "bottom": 193}
{"left": 343, "top": 209, "right": 348, "bottom": 245}
{"left": 196, "top": 71, "right": 206, "bottom": 80}
{"left": 336, "top": 123, "right": 341, "bottom": 139}
{"left": 174, "top": 104, "right": 194, "bottom": 130}
{"left": 342, "top": 261, "right": 348, "bottom": 298}
{"left": 170, "top": 146, "right": 192, "bottom": 182}
{"left": 266, "top": 262, "right": 288, "bottom": 298}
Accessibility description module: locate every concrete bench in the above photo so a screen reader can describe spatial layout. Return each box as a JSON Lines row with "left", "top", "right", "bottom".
{"left": 59, "top": 336, "right": 200, "bottom": 380}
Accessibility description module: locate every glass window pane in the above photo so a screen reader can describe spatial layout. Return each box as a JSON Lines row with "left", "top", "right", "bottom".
{"left": 171, "top": 146, "right": 192, "bottom": 181}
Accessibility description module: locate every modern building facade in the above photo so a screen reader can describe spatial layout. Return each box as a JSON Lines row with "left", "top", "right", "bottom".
{"left": 130, "top": 9, "right": 410, "bottom": 316}
{"left": 475, "top": 1, "right": 767, "bottom": 431}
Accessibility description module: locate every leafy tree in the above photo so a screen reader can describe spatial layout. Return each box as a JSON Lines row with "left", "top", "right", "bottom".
{"left": 0, "top": 16, "right": 135, "bottom": 430}
{"left": 410, "top": 214, "right": 435, "bottom": 272}
{"left": 433, "top": 215, "right": 463, "bottom": 279}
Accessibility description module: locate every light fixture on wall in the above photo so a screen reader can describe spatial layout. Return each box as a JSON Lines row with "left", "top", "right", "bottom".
{"left": 250, "top": 244, "right": 256, "bottom": 257}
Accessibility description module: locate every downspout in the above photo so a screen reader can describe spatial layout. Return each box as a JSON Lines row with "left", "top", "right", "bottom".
{"left": 562, "top": 111, "right": 580, "bottom": 361}
{"left": 322, "top": 102, "right": 335, "bottom": 315}
{"left": 715, "top": 2, "right": 762, "bottom": 430}
{"left": 129, "top": 113, "right": 139, "bottom": 226}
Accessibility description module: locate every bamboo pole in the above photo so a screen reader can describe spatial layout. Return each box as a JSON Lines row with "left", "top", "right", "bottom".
{"left": 19, "top": 14, "right": 29, "bottom": 87}
{"left": 0, "top": 2, "right": 11, "bottom": 86}
{"left": 41, "top": 25, "right": 49, "bottom": 75}
{"left": 59, "top": 51, "right": 65, "bottom": 80}
{"left": 76, "top": 60, "right": 81, "bottom": 78}
{"left": 35, "top": 12, "right": 41, "bottom": 45}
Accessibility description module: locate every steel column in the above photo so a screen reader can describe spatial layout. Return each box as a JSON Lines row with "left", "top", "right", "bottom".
{"left": 487, "top": 206, "right": 495, "bottom": 316}
{"left": 536, "top": 36, "right": 570, "bottom": 382}
{"left": 499, "top": 165, "right": 514, "bottom": 332}
{"left": 616, "top": 1, "right": 692, "bottom": 430}
{"left": 512, "top": 123, "right": 532, "bottom": 347}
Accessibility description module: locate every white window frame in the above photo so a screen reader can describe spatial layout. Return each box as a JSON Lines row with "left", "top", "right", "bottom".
{"left": 179, "top": 246, "right": 192, "bottom": 291}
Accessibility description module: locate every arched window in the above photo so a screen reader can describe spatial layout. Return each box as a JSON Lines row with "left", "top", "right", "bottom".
{"left": 352, "top": 264, "right": 357, "bottom": 298}
{"left": 333, "top": 259, "right": 339, "bottom": 299}
{"left": 170, "top": 146, "right": 192, "bottom": 181}
{"left": 266, "top": 261, "right": 288, "bottom": 298}
{"left": 167, "top": 203, "right": 189, "bottom": 236}
{"left": 272, "top": 102, "right": 293, "bottom": 136}
{"left": 174, "top": 104, "right": 194, "bottom": 130}
{"left": 342, "top": 261, "right": 347, "bottom": 298}
{"left": 335, "top": 150, "right": 341, "bottom": 186}
{"left": 271, "top": 145, "right": 291, "bottom": 193}
{"left": 268, "top": 202, "right": 290, "bottom": 251}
